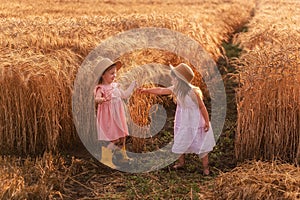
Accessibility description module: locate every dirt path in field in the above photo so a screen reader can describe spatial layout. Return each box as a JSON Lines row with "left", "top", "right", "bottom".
{"left": 59, "top": 36, "right": 247, "bottom": 200}
{"left": 59, "top": 10, "right": 256, "bottom": 199}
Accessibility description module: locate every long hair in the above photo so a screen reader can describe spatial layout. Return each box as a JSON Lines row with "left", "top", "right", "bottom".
{"left": 171, "top": 71, "right": 192, "bottom": 103}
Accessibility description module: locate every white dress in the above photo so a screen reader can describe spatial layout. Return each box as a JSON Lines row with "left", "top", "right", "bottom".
{"left": 171, "top": 87, "right": 216, "bottom": 158}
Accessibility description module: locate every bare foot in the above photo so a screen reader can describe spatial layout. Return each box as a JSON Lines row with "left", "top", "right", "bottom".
{"left": 172, "top": 163, "right": 185, "bottom": 170}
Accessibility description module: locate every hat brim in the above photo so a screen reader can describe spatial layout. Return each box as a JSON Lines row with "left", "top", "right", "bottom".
{"left": 112, "top": 60, "right": 122, "bottom": 71}
{"left": 94, "top": 59, "right": 123, "bottom": 84}
{"left": 169, "top": 64, "right": 192, "bottom": 84}
{"left": 100, "top": 61, "right": 122, "bottom": 76}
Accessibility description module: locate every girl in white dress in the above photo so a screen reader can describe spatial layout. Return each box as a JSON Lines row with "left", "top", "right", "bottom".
{"left": 138, "top": 63, "right": 215, "bottom": 175}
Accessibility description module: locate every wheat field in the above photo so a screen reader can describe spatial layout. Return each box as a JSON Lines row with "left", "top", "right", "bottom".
{"left": 234, "top": 0, "right": 300, "bottom": 164}
{"left": 0, "top": 0, "right": 255, "bottom": 155}
{"left": 0, "top": 0, "right": 299, "bottom": 199}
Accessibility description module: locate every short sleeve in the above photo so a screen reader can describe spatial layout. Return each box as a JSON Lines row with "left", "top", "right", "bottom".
{"left": 94, "top": 85, "right": 103, "bottom": 98}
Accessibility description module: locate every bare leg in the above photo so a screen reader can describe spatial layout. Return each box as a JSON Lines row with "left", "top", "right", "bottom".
{"left": 202, "top": 154, "right": 210, "bottom": 175}
{"left": 121, "top": 137, "right": 126, "bottom": 149}
{"left": 120, "top": 137, "right": 132, "bottom": 161}
{"left": 173, "top": 154, "right": 185, "bottom": 169}
{"left": 107, "top": 139, "right": 119, "bottom": 150}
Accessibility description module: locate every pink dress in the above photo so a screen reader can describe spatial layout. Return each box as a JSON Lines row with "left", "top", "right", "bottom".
{"left": 171, "top": 87, "right": 216, "bottom": 158}
{"left": 94, "top": 82, "right": 135, "bottom": 141}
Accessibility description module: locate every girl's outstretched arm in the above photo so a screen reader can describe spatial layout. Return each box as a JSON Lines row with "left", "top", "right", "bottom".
{"left": 194, "top": 88, "right": 210, "bottom": 132}
{"left": 138, "top": 87, "right": 172, "bottom": 95}
{"left": 120, "top": 81, "right": 136, "bottom": 99}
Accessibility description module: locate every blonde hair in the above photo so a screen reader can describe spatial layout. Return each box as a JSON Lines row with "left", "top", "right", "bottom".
{"left": 171, "top": 71, "right": 192, "bottom": 103}
{"left": 171, "top": 70, "right": 204, "bottom": 106}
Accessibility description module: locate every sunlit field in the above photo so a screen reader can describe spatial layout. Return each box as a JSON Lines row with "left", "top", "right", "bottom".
{"left": 0, "top": 0, "right": 299, "bottom": 199}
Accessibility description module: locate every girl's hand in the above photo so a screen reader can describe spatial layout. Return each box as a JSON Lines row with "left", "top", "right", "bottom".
{"left": 95, "top": 97, "right": 104, "bottom": 104}
{"left": 136, "top": 88, "right": 147, "bottom": 94}
{"left": 95, "top": 96, "right": 110, "bottom": 104}
{"left": 204, "top": 122, "right": 209, "bottom": 132}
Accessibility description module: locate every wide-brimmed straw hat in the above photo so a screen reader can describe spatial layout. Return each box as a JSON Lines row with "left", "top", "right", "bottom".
{"left": 170, "top": 63, "right": 194, "bottom": 84}
{"left": 95, "top": 58, "right": 122, "bottom": 78}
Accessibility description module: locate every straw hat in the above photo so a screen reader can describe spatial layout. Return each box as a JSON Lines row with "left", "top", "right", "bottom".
{"left": 170, "top": 63, "right": 194, "bottom": 84}
{"left": 95, "top": 58, "right": 122, "bottom": 78}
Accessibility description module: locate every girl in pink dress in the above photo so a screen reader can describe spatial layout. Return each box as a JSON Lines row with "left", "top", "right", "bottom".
{"left": 94, "top": 58, "right": 136, "bottom": 168}
{"left": 138, "top": 63, "right": 215, "bottom": 175}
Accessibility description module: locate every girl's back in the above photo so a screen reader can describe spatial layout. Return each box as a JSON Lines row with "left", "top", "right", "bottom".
{"left": 175, "top": 88, "right": 205, "bottom": 128}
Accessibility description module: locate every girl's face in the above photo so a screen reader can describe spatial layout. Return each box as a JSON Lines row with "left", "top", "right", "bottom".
{"left": 101, "top": 66, "right": 117, "bottom": 84}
